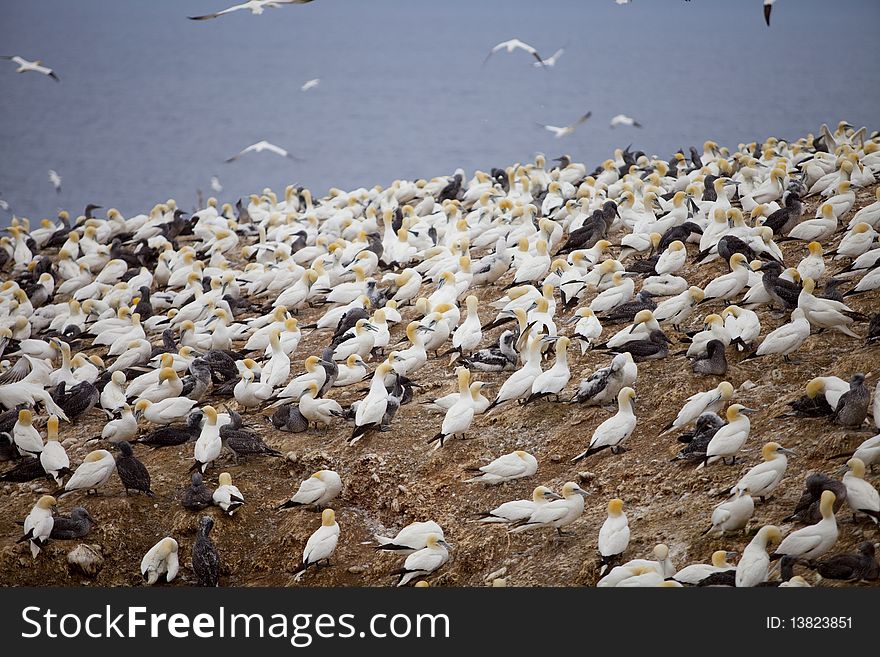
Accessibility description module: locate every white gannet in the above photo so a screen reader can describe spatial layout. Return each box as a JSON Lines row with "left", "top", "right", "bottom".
{"left": 674, "top": 551, "right": 735, "bottom": 585}
{"left": 1, "top": 55, "right": 59, "bottom": 81}
{"left": 13, "top": 408, "right": 42, "bottom": 456}
{"left": 478, "top": 486, "right": 561, "bottom": 524}
{"left": 484, "top": 38, "right": 545, "bottom": 65}
{"left": 568, "top": 307, "right": 602, "bottom": 353}
{"left": 396, "top": 534, "right": 450, "bottom": 586}
{"left": 705, "top": 487, "right": 754, "bottom": 536}
{"left": 661, "top": 381, "right": 734, "bottom": 434}
{"left": 598, "top": 498, "right": 630, "bottom": 573}
{"left": 63, "top": 450, "right": 116, "bottom": 495}
{"left": 213, "top": 472, "right": 245, "bottom": 516}
{"left": 294, "top": 508, "right": 340, "bottom": 581}
{"left": 100, "top": 405, "right": 138, "bottom": 443}
{"left": 141, "top": 537, "right": 180, "bottom": 585}
{"left": 134, "top": 397, "right": 198, "bottom": 425}
{"left": 540, "top": 111, "right": 592, "bottom": 139}
{"left": 225, "top": 140, "right": 296, "bottom": 163}
{"left": 746, "top": 307, "right": 810, "bottom": 361}
{"left": 509, "top": 481, "right": 589, "bottom": 535}
{"left": 299, "top": 381, "right": 343, "bottom": 428}
{"left": 351, "top": 361, "right": 394, "bottom": 442}
{"left": 701, "top": 253, "right": 750, "bottom": 301}
{"left": 279, "top": 470, "right": 343, "bottom": 509}
{"left": 20, "top": 495, "right": 56, "bottom": 558}
{"left": 376, "top": 520, "right": 445, "bottom": 553}
{"left": 841, "top": 458, "right": 880, "bottom": 523}
{"left": 772, "top": 490, "right": 839, "bottom": 560}
{"left": 653, "top": 286, "right": 704, "bottom": 329}
{"left": 464, "top": 450, "right": 538, "bottom": 485}
{"left": 736, "top": 525, "right": 781, "bottom": 587}
{"left": 731, "top": 442, "right": 794, "bottom": 501}
{"left": 189, "top": 0, "right": 313, "bottom": 21}
{"left": 572, "top": 387, "right": 637, "bottom": 461}
{"left": 798, "top": 277, "right": 860, "bottom": 337}
{"left": 430, "top": 381, "right": 484, "bottom": 448}
{"left": 597, "top": 544, "right": 675, "bottom": 586}
{"left": 610, "top": 114, "right": 642, "bottom": 129}
{"left": 39, "top": 415, "right": 70, "bottom": 485}
{"left": 704, "top": 404, "right": 755, "bottom": 466}
{"left": 301, "top": 78, "right": 320, "bottom": 92}
{"left": 192, "top": 405, "right": 222, "bottom": 473}
{"left": 533, "top": 47, "right": 564, "bottom": 67}
{"left": 525, "top": 335, "right": 571, "bottom": 404}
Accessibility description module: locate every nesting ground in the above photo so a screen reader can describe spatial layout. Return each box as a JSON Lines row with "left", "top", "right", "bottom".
{"left": 1, "top": 183, "right": 878, "bottom": 587}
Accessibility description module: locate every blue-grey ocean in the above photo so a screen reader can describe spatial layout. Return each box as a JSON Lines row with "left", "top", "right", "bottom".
{"left": 0, "top": 0, "right": 878, "bottom": 221}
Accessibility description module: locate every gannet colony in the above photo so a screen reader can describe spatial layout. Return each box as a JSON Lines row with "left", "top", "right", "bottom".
{"left": 1, "top": 121, "right": 879, "bottom": 587}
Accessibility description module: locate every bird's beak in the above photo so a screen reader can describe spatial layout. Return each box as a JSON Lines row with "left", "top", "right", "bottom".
{"left": 546, "top": 492, "right": 564, "bottom": 500}
{"left": 779, "top": 447, "right": 797, "bottom": 456}
{"left": 628, "top": 321, "right": 642, "bottom": 334}
{"left": 575, "top": 488, "right": 590, "bottom": 498}
{"left": 740, "top": 407, "right": 757, "bottom": 415}
{"left": 364, "top": 323, "right": 378, "bottom": 333}
{"left": 417, "top": 325, "right": 434, "bottom": 334}
{"left": 540, "top": 335, "right": 559, "bottom": 343}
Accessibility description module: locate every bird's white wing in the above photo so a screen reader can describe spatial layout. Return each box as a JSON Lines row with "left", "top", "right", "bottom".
{"left": 262, "top": 142, "right": 291, "bottom": 158}
{"left": 480, "top": 453, "right": 526, "bottom": 479}
{"left": 189, "top": 2, "right": 251, "bottom": 20}
{"left": 777, "top": 529, "right": 822, "bottom": 556}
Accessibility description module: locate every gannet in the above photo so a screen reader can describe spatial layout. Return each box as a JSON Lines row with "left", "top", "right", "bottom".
{"left": 485, "top": 337, "right": 542, "bottom": 411}
{"left": 539, "top": 111, "right": 592, "bottom": 139}
{"left": 190, "top": 0, "right": 313, "bottom": 21}
{"left": 509, "top": 481, "right": 589, "bottom": 534}
{"left": 134, "top": 397, "right": 198, "bottom": 424}
{"left": 192, "top": 516, "right": 219, "bottom": 587}
{"left": 279, "top": 470, "right": 342, "bottom": 509}
{"left": 141, "top": 537, "right": 179, "bottom": 585}
{"left": 464, "top": 450, "right": 538, "bottom": 484}
{"left": 810, "top": 542, "right": 879, "bottom": 582}
{"left": 610, "top": 114, "right": 642, "bottom": 129}
{"left": 763, "top": 0, "right": 776, "bottom": 25}
{"left": 852, "top": 433, "right": 880, "bottom": 470}
{"left": 661, "top": 381, "right": 734, "bottom": 434}
{"left": 571, "top": 352, "right": 637, "bottom": 405}
{"left": 294, "top": 508, "right": 340, "bottom": 581}
{"left": 572, "top": 387, "right": 637, "bottom": 460}
{"left": 100, "top": 405, "right": 138, "bottom": 443}
{"left": 0, "top": 55, "right": 59, "bottom": 81}
{"left": 113, "top": 440, "right": 153, "bottom": 495}
{"left": 841, "top": 458, "right": 879, "bottom": 523}
{"left": 533, "top": 47, "right": 564, "bottom": 67}
{"left": 301, "top": 78, "right": 320, "bottom": 92}
{"left": 484, "top": 38, "right": 545, "bottom": 66}
{"left": 225, "top": 140, "right": 296, "bottom": 163}
{"left": 798, "top": 277, "right": 861, "bottom": 337}
{"left": 63, "top": 450, "right": 116, "bottom": 495}
{"left": 524, "top": 336, "right": 570, "bottom": 404}
{"left": 13, "top": 409, "right": 42, "bottom": 456}
{"left": 376, "top": 521, "right": 445, "bottom": 552}
{"left": 213, "top": 472, "right": 245, "bottom": 516}
{"left": 396, "top": 534, "right": 450, "bottom": 586}
{"left": 597, "top": 544, "right": 675, "bottom": 586}
{"left": 731, "top": 442, "right": 794, "bottom": 501}
{"left": 39, "top": 415, "right": 70, "bottom": 485}
{"left": 19, "top": 495, "right": 56, "bottom": 558}
{"left": 745, "top": 308, "right": 810, "bottom": 361}
{"left": 674, "top": 551, "right": 736, "bottom": 585}
{"left": 430, "top": 381, "right": 484, "bottom": 447}
{"left": 772, "top": 491, "right": 839, "bottom": 560}
{"left": 351, "top": 361, "right": 394, "bottom": 442}
{"left": 478, "top": 486, "right": 561, "bottom": 523}
{"left": 736, "top": 525, "right": 781, "bottom": 587}
{"left": 703, "top": 404, "right": 755, "bottom": 466}
{"left": 598, "top": 498, "right": 629, "bottom": 573}
{"left": 705, "top": 487, "right": 754, "bottom": 536}
{"left": 190, "top": 405, "right": 222, "bottom": 473}
{"left": 299, "top": 381, "right": 343, "bottom": 428}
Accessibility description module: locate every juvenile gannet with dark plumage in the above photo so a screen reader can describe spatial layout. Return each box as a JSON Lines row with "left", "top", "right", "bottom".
{"left": 572, "top": 387, "right": 636, "bottom": 460}
{"left": 571, "top": 352, "right": 637, "bottom": 405}
{"left": 141, "top": 537, "right": 179, "bottom": 585}
{"left": 464, "top": 450, "right": 538, "bottom": 484}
